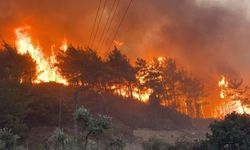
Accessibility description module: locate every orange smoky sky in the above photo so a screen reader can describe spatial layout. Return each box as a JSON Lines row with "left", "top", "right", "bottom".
{"left": 1, "top": 0, "right": 250, "bottom": 117}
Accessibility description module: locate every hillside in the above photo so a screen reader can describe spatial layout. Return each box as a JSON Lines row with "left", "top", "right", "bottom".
{"left": 23, "top": 83, "right": 212, "bottom": 148}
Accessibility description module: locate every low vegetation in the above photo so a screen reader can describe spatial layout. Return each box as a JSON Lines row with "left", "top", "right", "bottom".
{"left": 142, "top": 112, "right": 250, "bottom": 150}
{"left": 0, "top": 106, "right": 125, "bottom": 150}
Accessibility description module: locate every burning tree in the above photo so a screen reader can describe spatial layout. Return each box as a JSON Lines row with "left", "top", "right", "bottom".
{"left": 56, "top": 45, "right": 106, "bottom": 89}
{"left": 135, "top": 57, "right": 205, "bottom": 117}
{"left": 15, "top": 27, "right": 67, "bottom": 84}
{"left": 106, "top": 48, "right": 136, "bottom": 97}
{"left": 180, "top": 74, "right": 206, "bottom": 118}
{"left": 218, "top": 76, "right": 250, "bottom": 115}
{"left": 0, "top": 42, "right": 36, "bottom": 83}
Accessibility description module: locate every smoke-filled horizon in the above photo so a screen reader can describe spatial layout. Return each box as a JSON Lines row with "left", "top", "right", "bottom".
{"left": 1, "top": 0, "right": 250, "bottom": 117}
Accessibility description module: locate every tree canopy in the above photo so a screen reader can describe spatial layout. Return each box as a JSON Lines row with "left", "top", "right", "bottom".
{"left": 197, "top": 112, "right": 250, "bottom": 150}
{"left": 0, "top": 42, "right": 36, "bottom": 83}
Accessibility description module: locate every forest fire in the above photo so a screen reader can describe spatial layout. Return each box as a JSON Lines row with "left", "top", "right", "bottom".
{"left": 1, "top": 1, "right": 250, "bottom": 149}
{"left": 8, "top": 26, "right": 250, "bottom": 119}
{"left": 15, "top": 27, "right": 67, "bottom": 84}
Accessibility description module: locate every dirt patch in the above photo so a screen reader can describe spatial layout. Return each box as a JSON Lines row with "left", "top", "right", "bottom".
{"left": 125, "top": 128, "right": 208, "bottom": 150}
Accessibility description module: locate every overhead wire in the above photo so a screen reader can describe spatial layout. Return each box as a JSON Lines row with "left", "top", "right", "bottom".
{"left": 96, "top": 0, "right": 117, "bottom": 51}
{"left": 91, "top": 0, "right": 108, "bottom": 49}
{"left": 99, "top": 0, "right": 121, "bottom": 52}
{"left": 108, "top": 0, "right": 133, "bottom": 51}
{"left": 87, "top": 0, "right": 102, "bottom": 48}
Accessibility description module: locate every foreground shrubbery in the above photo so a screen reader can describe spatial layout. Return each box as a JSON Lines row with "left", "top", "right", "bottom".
{"left": 195, "top": 112, "right": 250, "bottom": 150}
{"left": 0, "top": 106, "right": 125, "bottom": 150}
{"left": 142, "top": 112, "right": 250, "bottom": 150}
{"left": 51, "top": 106, "right": 125, "bottom": 150}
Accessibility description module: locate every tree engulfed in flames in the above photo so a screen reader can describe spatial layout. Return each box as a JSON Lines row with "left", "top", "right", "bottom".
{"left": 216, "top": 76, "right": 250, "bottom": 117}
{"left": 15, "top": 27, "right": 67, "bottom": 84}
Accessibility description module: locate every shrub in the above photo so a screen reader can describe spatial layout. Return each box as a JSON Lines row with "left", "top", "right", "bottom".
{"left": 51, "top": 128, "right": 74, "bottom": 150}
{"left": 194, "top": 112, "right": 250, "bottom": 150}
{"left": 106, "top": 136, "right": 126, "bottom": 150}
{"left": 0, "top": 128, "right": 19, "bottom": 150}
{"left": 74, "top": 107, "right": 112, "bottom": 149}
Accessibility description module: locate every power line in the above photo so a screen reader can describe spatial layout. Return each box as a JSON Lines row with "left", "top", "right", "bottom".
{"left": 99, "top": 0, "right": 121, "bottom": 52}
{"left": 96, "top": 0, "right": 117, "bottom": 51}
{"left": 91, "top": 0, "right": 108, "bottom": 49}
{"left": 108, "top": 0, "right": 133, "bottom": 51}
{"left": 87, "top": 0, "right": 102, "bottom": 48}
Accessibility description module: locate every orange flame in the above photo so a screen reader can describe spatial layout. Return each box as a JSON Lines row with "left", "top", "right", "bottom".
{"left": 113, "top": 40, "right": 124, "bottom": 48}
{"left": 60, "top": 38, "right": 68, "bottom": 52}
{"left": 218, "top": 76, "right": 228, "bottom": 99}
{"left": 15, "top": 27, "right": 67, "bottom": 84}
{"left": 216, "top": 76, "right": 250, "bottom": 117}
{"left": 111, "top": 85, "right": 151, "bottom": 102}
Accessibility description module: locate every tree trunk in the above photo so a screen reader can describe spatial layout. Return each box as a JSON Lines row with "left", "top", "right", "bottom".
{"left": 128, "top": 83, "right": 133, "bottom": 98}
{"left": 73, "top": 88, "right": 82, "bottom": 150}
{"left": 83, "top": 132, "right": 91, "bottom": 150}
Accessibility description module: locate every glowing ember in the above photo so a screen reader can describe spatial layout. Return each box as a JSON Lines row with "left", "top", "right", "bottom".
{"left": 15, "top": 27, "right": 67, "bottom": 84}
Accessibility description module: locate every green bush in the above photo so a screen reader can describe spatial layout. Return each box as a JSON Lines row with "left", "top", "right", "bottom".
{"left": 74, "top": 106, "right": 112, "bottom": 149}
{"left": 51, "top": 128, "right": 74, "bottom": 150}
{"left": 0, "top": 128, "right": 19, "bottom": 150}
{"left": 194, "top": 112, "right": 250, "bottom": 150}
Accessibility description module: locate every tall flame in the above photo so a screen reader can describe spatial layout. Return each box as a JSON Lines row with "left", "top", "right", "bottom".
{"left": 15, "top": 27, "right": 67, "bottom": 84}
{"left": 60, "top": 38, "right": 68, "bottom": 52}
{"left": 218, "top": 76, "right": 228, "bottom": 99}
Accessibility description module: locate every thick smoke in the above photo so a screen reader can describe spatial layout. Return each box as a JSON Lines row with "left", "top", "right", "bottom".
{"left": 0, "top": 0, "right": 250, "bottom": 116}
{"left": 119, "top": 0, "right": 250, "bottom": 80}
